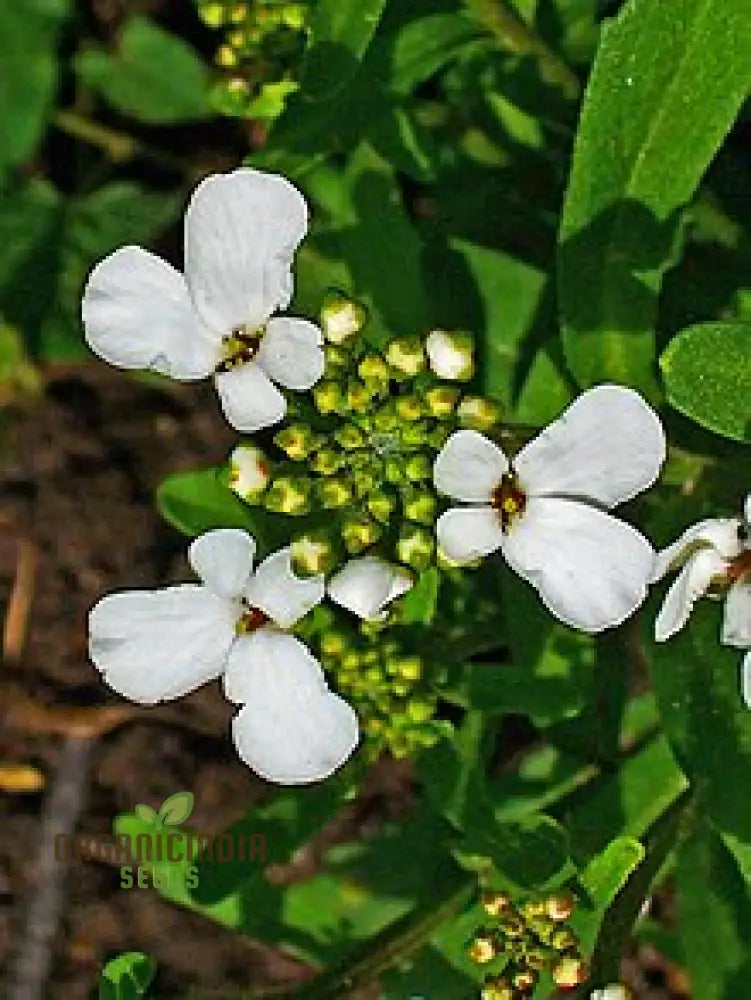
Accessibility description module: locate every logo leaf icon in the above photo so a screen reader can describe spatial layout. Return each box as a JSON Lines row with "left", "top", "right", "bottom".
{"left": 134, "top": 803, "right": 158, "bottom": 826}
{"left": 158, "top": 791, "right": 194, "bottom": 826}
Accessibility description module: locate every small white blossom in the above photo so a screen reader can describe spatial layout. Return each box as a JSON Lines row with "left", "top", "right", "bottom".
{"left": 653, "top": 495, "right": 751, "bottom": 706}
{"left": 229, "top": 443, "right": 270, "bottom": 501}
{"left": 434, "top": 385, "right": 666, "bottom": 633}
{"left": 425, "top": 329, "right": 474, "bottom": 380}
{"left": 82, "top": 169, "right": 324, "bottom": 433}
{"left": 590, "top": 986, "right": 632, "bottom": 1000}
{"left": 328, "top": 556, "right": 413, "bottom": 621}
{"left": 88, "top": 529, "right": 358, "bottom": 784}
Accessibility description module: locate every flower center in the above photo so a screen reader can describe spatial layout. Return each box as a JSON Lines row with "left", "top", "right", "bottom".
{"left": 216, "top": 325, "right": 264, "bottom": 373}
{"left": 235, "top": 600, "right": 270, "bottom": 636}
{"left": 491, "top": 471, "right": 527, "bottom": 532}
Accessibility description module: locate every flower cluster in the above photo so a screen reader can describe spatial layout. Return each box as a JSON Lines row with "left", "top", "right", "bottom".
{"left": 468, "top": 890, "right": 588, "bottom": 998}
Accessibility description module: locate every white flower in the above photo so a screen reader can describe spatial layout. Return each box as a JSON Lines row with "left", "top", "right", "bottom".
{"left": 434, "top": 385, "right": 665, "bottom": 633}
{"left": 653, "top": 496, "right": 751, "bottom": 706}
{"left": 82, "top": 168, "right": 324, "bottom": 433}
{"left": 88, "top": 529, "right": 358, "bottom": 784}
{"left": 425, "top": 329, "right": 474, "bottom": 381}
{"left": 327, "top": 556, "right": 413, "bottom": 621}
{"left": 229, "top": 443, "right": 270, "bottom": 501}
{"left": 590, "top": 986, "right": 632, "bottom": 1000}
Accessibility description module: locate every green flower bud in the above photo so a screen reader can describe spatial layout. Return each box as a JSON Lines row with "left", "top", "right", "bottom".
{"left": 551, "top": 928, "right": 578, "bottom": 952}
{"left": 321, "top": 292, "right": 367, "bottom": 344}
{"left": 334, "top": 424, "right": 366, "bottom": 450}
{"left": 199, "top": 3, "right": 226, "bottom": 28}
{"left": 318, "top": 478, "right": 351, "bottom": 509}
{"left": 216, "top": 44, "right": 239, "bottom": 68}
{"left": 341, "top": 516, "right": 381, "bottom": 553}
{"left": 394, "top": 395, "right": 423, "bottom": 421}
{"left": 229, "top": 443, "right": 270, "bottom": 502}
{"left": 274, "top": 423, "right": 316, "bottom": 460}
{"left": 229, "top": 4, "right": 248, "bottom": 24}
{"left": 396, "top": 656, "right": 423, "bottom": 682}
{"left": 384, "top": 337, "right": 426, "bottom": 376}
{"left": 227, "top": 28, "right": 248, "bottom": 49}
{"left": 400, "top": 421, "right": 431, "bottom": 447}
{"left": 281, "top": 3, "right": 307, "bottom": 30}
{"left": 358, "top": 354, "right": 390, "bottom": 385}
{"left": 353, "top": 468, "right": 378, "bottom": 498}
{"left": 404, "top": 454, "right": 432, "bottom": 482}
{"left": 512, "top": 968, "right": 538, "bottom": 995}
{"left": 313, "top": 379, "right": 344, "bottom": 415}
{"left": 426, "top": 329, "right": 475, "bottom": 381}
{"left": 324, "top": 344, "right": 348, "bottom": 372}
{"left": 320, "top": 631, "right": 348, "bottom": 659}
{"left": 291, "top": 532, "right": 336, "bottom": 577}
{"left": 425, "top": 385, "right": 461, "bottom": 418}
{"left": 552, "top": 956, "right": 588, "bottom": 989}
{"left": 545, "top": 890, "right": 575, "bottom": 922}
{"left": 264, "top": 476, "right": 310, "bottom": 516}
{"left": 372, "top": 407, "right": 400, "bottom": 433}
{"left": 310, "top": 448, "right": 342, "bottom": 475}
{"left": 403, "top": 489, "right": 437, "bottom": 525}
{"left": 346, "top": 380, "right": 372, "bottom": 413}
{"left": 457, "top": 395, "right": 502, "bottom": 431}
{"left": 367, "top": 490, "right": 397, "bottom": 524}
{"left": 467, "top": 933, "right": 498, "bottom": 965}
{"left": 482, "top": 891, "right": 513, "bottom": 918}
{"left": 384, "top": 457, "right": 405, "bottom": 485}
{"left": 480, "top": 976, "right": 514, "bottom": 1000}
{"left": 397, "top": 525, "right": 434, "bottom": 569}
{"left": 520, "top": 899, "right": 546, "bottom": 921}
{"left": 341, "top": 650, "right": 361, "bottom": 673}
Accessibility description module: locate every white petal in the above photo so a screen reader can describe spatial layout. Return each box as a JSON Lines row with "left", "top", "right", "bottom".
{"left": 654, "top": 548, "right": 728, "bottom": 642}
{"left": 652, "top": 518, "right": 743, "bottom": 582}
{"left": 327, "top": 557, "right": 413, "bottom": 621}
{"left": 744, "top": 493, "right": 751, "bottom": 528}
{"left": 514, "top": 384, "right": 666, "bottom": 507}
{"left": 255, "top": 317, "right": 324, "bottom": 390}
{"left": 722, "top": 579, "right": 751, "bottom": 649}
{"left": 436, "top": 506, "right": 505, "bottom": 563}
{"left": 188, "top": 529, "right": 255, "bottom": 599}
{"left": 184, "top": 168, "right": 308, "bottom": 333}
{"left": 88, "top": 585, "right": 235, "bottom": 704}
{"left": 500, "top": 496, "right": 655, "bottom": 633}
{"left": 741, "top": 651, "right": 751, "bottom": 710}
{"left": 215, "top": 362, "right": 287, "bottom": 432}
{"left": 229, "top": 443, "right": 271, "bottom": 501}
{"left": 245, "top": 547, "right": 324, "bottom": 628}
{"left": 82, "top": 246, "right": 219, "bottom": 379}
{"left": 433, "top": 430, "right": 508, "bottom": 502}
{"left": 226, "top": 631, "right": 359, "bottom": 784}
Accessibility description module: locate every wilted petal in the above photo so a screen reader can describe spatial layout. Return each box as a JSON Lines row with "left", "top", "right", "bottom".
{"left": 184, "top": 168, "right": 308, "bottom": 333}
{"left": 88, "top": 585, "right": 235, "bottom": 704}
{"left": 514, "top": 385, "right": 666, "bottom": 507}
{"left": 652, "top": 517, "right": 743, "bottom": 582}
{"left": 188, "top": 529, "right": 255, "bottom": 599}
{"left": 433, "top": 430, "right": 508, "bottom": 502}
{"left": 82, "top": 247, "right": 219, "bottom": 379}
{"left": 654, "top": 548, "right": 728, "bottom": 642}
{"left": 327, "top": 557, "right": 413, "bottom": 621}
{"left": 500, "top": 496, "right": 654, "bottom": 633}
{"left": 245, "top": 547, "right": 324, "bottom": 628}
{"left": 226, "top": 631, "right": 359, "bottom": 784}
{"left": 436, "top": 506, "right": 504, "bottom": 564}
{"left": 215, "top": 362, "right": 287, "bottom": 432}
{"left": 722, "top": 579, "right": 751, "bottom": 649}
{"left": 256, "top": 317, "right": 324, "bottom": 390}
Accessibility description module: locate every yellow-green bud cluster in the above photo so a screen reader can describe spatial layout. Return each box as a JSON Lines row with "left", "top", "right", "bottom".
{"left": 195, "top": 0, "right": 310, "bottom": 120}
{"left": 236, "top": 298, "right": 501, "bottom": 578}
{"left": 468, "top": 891, "right": 588, "bottom": 999}
{"left": 318, "top": 631, "right": 448, "bottom": 760}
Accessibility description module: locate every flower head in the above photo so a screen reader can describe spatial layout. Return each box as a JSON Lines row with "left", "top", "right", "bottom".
{"left": 434, "top": 385, "right": 666, "bottom": 632}
{"left": 88, "top": 529, "right": 358, "bottom": 784}
{"left": 82, "top": 168, "right": 324, "bottom": 433}
{"left": 653, "top": 495, "right": 751, "bottom": 705}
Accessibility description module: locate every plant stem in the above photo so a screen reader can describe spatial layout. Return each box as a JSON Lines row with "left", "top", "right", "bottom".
{"left": 465, "top": 0, "right": 581, "bottom": 100}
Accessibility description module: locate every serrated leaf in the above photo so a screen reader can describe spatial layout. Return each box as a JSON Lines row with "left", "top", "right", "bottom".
{"left": 99, "top": 952, "right": 156, "bottom": 1000}
{"left": 158, "top": 791, "right": 194, "bottom": 826}
{"left": 559, "top": 0, "right": 751, "bottom": 398}
{"left": 301, "top": 0, "right": 389, "bottom": 101}
{"left": 76, "top": 16, "right": 211, "bottom": 124}
{"left": 660, "top": 321, "right": 751, "bottom": 443}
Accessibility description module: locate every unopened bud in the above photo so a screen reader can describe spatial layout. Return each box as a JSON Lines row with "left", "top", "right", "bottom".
{"left": 395, "top": 395, "right": 423, "bottom": 421}
{"left": 551, "top": 928, "right": 578, "bottom": 952}
{"left": 229, "top": 3, "right": 248, "bottom": 23}
{"left": 291, "top": 533, "right": 335, "bottom": 577}
{"left": 512, "top": 968, "right": 538, "bottom": 994}
{"left": 467, "top": 933, "right": 498, "bottom": 965}
{"left": 318, "top": 478, "right": 351, "bottom": 509}
{"left": 320, "top": 631, "right": 348, "bottom": 658}
{"left": 481, "top": 890, "right": 512, "bottom": 918}
{"left": 229, "top": 443, "right": 270, "bottom": 502}
{"left": 397, "top": 525, "right": 434, "bottom": 569}
{"left": 552, "top": 956, "right": 588, "bottom": 990}
{"left": 520, "top": 899, "right": 546, "bottom": 921}
{"left": 321, "top": 292, "right": 366, "bottom": 344}
{"left": 358, "top": 354, "right": 390, "bottom": 385}
{"left": 457, "top": 395, "right": 502, "bottom": 431}
{"left": 274, "top": 424, "right": 316, "bottom": 460}
{"left": 200, "top": 3, "right": 226, "bottom": 28}
{"left": 346, "top": 380, "right": 372, "bottom": 413}
{"left": 480, "top": 977, "right": 514, "bottom": 1000}
{"left": 404, "top": 454, "right": 432, "bottom": 482}
{"left": 406, "top": 698, "right": 434, "bottom": 723}
{"left": 264, "top": 476, "right": 310, "bottom": 516}
{"left": 426, "top": 329, "right": 474, "bottom": 380}
{"left": 216, "top": 44, "right": 238, "bottom": 68}
{"left": 324, "top": 344, "right": 348, "bottom": 372}
{"left": 310, "top": 448, "right": 342, "bottom": 475}
{"left": 403, "top": 489, "right": 437, "bottom": 525}
{"left": 396, "top": 656, "right": 422, "bottom": 682}
{"left": 313, "top": 380, "right": 344, "bottom": 414}
{"left": 367, "top": 491, "right": 397, "bottom": 524}
{"left": 546, "top": 891, "right": 575, "bottom": 923}
{"left": 425, "top": 385, "right": 460, "bottom": 418}
{"left": 385, "top": 337, "right": 426, "bottom": 376}
{"left": 590, "top": 985, "right": 634, "bottom": 1000}
{"left": 341, "top": 516, "right": 381, "bottom": 554}
{"left": 334, "top": 425, "right": 365, "bottom": 450}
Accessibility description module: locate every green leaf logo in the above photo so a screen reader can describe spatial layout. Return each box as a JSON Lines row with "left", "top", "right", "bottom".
{"left": 134, "top": 803, "right": 158, "bottom": 827}
{"left": 157, "top": 791, "right": 194, "bottom": 826}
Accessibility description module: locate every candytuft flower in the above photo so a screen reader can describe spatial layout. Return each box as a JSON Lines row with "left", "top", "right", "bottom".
{"left": 328, "top": 556, "right": 413, "bottom": 621}
{"left": 434, "top": 385, "right": 665, "bottom": 633}
{"left": 88, "top": 529, "right": 358, "bottom": 784}
{"left": 653, "top": 495, "right": 751, "bottom": 705}
{"left": 82, "top": 168, "right": 324, "bottom": 433}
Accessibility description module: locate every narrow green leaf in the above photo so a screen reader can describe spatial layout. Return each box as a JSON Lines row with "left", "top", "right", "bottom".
{"left": 99, "top": 952, "right": 156, "bottom": 1000}
{"left": 76, "top": 16, "right": 211, "bottom": 124}
{"left": 398, "top": 567, "right": 440, "bottom": 625}
{"left": 388, "top": 13, "right": 482, "bottom": 94}
{"left": 569, "top": 837, "right": 645, "bottom": 952}
{"left": 301, "top": 0, "right": 389, "bottom": 101}
{"left": 559, "top": 0, "right": 751, "bottom": 397}
{"left": 660, "top": 321, "right": 751, "bottom": 443}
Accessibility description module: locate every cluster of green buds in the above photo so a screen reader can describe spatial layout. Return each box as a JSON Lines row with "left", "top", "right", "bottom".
{"left": 316, "top": 627, "right": 450, "bottom": 759}
{"left": 468, "top": 891, "right": 589, "bottom": 998}
{"left": 194, "top": 0, "right": 310, "bottom": 119}
{"left": 229, "top": 291, "right": 502, "bottom": 580}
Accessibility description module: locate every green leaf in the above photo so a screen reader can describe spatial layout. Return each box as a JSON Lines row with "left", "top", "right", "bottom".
{"left": 0, "top": 3, "right": 68, "bottom": 167}
{"left": 76, "top": 16, "right": 211, "bottom": 124}
{"left": 660, "top": 321, "right": 751, "bottom": 443}
{"left": 99, "top": 952, "right": 156, "bottom": 1000}
{"left": 301, "top": 0, "right": 389, "bottom": 101}
{"left": 569, "top": 837, "right": 645, "bottom": 952}
{"left": 158, "top": 791, "right": 194, "bottom": 827}
{"left": 649, "top": 599, "right": 751, "bottom": 841}
{"left": 676, "top": 820, "right": 751, "bottom": 999}
{"left": 558, "top": 0, "right": 751, "bottom": 398}
{"left": 133, "top": 804, "right": 158, "bottom": 827}
{"left": 457, "top": 813, "right": 572, "bottom": 891}
{"left": 398, "top": 567, "right": 440, "bottom": 625}
{"left": 388, "top": 12, "right": 482, "bottom": 94}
